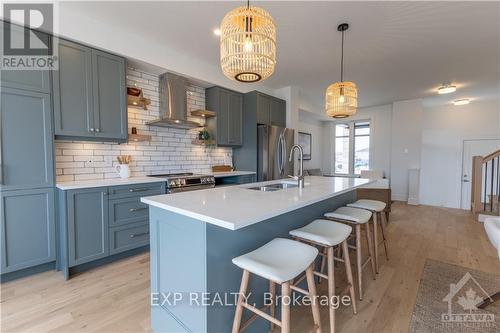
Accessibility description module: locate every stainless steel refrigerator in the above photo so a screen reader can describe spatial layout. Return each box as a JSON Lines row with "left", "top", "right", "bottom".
{"left": 257, "top": 125, "right": 295, "bottom": 181}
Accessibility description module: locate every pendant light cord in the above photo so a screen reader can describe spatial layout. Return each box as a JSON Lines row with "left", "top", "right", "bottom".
{"left": 340, "top": 29, "right": 344, "bottom": 82}
{"left": 247, "top": 0, "right": 250, "bottom": 8}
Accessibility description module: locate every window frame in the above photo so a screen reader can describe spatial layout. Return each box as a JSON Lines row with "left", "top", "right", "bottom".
{"left": 333, "top": 119, "right": 371, "bottom": 176}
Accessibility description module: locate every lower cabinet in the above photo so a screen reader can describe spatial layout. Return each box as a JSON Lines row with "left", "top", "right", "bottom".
{"left": 58, "top": 182, "right": 164, "bottom": 278}
{"left": 214, "top": 174, "right": 256, "bottom": 187}
{"left": 67, "top": 187, "right": 109, "bottom": 266}
{"left": 1, "top": 188, "right": 55, "bottom": 274}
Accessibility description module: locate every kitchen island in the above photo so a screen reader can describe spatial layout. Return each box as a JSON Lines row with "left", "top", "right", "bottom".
{"left": 141, "top": 176, "right": 372, "bottom": 333}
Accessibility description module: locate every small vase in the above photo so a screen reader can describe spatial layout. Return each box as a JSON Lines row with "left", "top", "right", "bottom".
{"left": 116, "top": 164, "right": 130, "bottom": 179}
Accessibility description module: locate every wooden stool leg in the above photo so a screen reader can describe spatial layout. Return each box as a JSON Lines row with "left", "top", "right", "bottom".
{"left": 372, "top": 213, "right": 379, "bottom": 274}
{"left": 365, "top": 222, "right": 377, "bottom": 279}
{"left": 380, "top": 211, "right": 389, "bottom": 260}
{"left": 342, "top": 240, "right": 357, "bottom": 315}
{"left": 281, "top": 282, "right": 291, "bottom": 333}
{"left": 232, "top": 270, "right": 250, "bottom": 333}
{"left": 269, "top": 281, "right": 276, "bottom": 331}
{"left": 319, "top": 247, "right": 328, "bottom": 283}
{"left": 355, "top": 224, "right": 363, "bottom": 300}
{"left": 306, "top": 264, "right": 322, "bottom": 333}
{"left": 326, "top": 247, "right": 335, "bottom": 333}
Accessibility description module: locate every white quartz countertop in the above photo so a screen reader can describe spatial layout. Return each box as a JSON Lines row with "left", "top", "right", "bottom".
{"left": 141, "top": 176, "right": 374, "bottom": 230}
{"left": 56, "top": 176, "right": 166, "bottom": 190}
{"left": 209, "top": 171, "right": 256, "bottom": 178}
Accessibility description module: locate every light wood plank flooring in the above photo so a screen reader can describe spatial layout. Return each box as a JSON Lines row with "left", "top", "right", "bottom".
{"left": 1, "top": 202, "right": 499, "bottom": 333}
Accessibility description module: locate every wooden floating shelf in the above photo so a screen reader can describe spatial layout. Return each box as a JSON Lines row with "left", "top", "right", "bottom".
{"left": 127, "top": 95, "right": 151, "bottom": 110}
{"left": 192, "top": 139, "right": 215, "bottom": 146}
{"left": 128, "top": 134, "right": 151, "bottom": 142}
{"left": 190, "top": 109, "right": 216, "bottom": 118}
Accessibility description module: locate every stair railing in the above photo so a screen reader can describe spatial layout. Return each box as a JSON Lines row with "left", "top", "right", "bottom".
{"left": 472, "top": 149, "right": 500, "bottom": 217}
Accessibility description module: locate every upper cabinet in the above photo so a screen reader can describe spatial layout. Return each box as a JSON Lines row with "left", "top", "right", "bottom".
{"left": 206, "top": 87, "right": 243, "bottom": 147}
{"left": 250, "top": 91, "right": 286, "bottom": 127}
{"left": 0, "top": 25, "right": 51, "bottom": 94}
{"left": 53, "top": 39, "right": 127, "bottom": 142}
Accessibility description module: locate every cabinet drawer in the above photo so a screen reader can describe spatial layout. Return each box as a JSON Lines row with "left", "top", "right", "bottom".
{"left": 108, "top": 182, "right": 165, "bottom": 199}
{"left": 109, "top": 222, "right": 149, "bottom": 255}
{"left": 109, "top": 197, "right": 149, "bottom": 227}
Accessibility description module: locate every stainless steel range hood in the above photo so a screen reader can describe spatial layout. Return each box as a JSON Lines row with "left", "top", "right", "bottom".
{"left": 146, "top": 72, "right": 201, "bottom": 129}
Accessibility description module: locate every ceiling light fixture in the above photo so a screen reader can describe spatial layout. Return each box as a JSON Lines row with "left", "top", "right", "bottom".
{"left": 438, "top": 84, "right": 457, "bottom": 94}
{"left": 219, "top": 0, "right": 276, "bottom": 83}
{"left": 213, "top": 28, "right": 221, "bottom": 36}
{"left": 453, "top": 98, "right": 470, "bottom": 106}
{"left": 325, "top": 23, "right": 357, "bottom": 118}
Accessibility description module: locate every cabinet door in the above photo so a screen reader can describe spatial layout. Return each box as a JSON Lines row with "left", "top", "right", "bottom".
{"left": 67, "top": 188, "right": 109, "bottom": 266}
{"left": 92, "top": 50, "right": 127, "bottom": 140}
{"left": 0, "top": 24, "right": 51, "bottom": 93}
{"left": 217, "top": 90, "right": 230, "bottom": 145}
{"left": 269, "top": 98, "right": 286, "bottom": 127}
{"left": 227, "top": 92, "right": 243, "bottom": 145}
{"left": 0, "top": 88, "right": 54, "bottom": 190}
{"left": 256, "top": 94, "right": 271, "bottom": 125}
{"left": 53, "top": 39, "right": 94, "bottom": 137}
{"left": 1, "top": 188, "right": 55, "bottom": 274}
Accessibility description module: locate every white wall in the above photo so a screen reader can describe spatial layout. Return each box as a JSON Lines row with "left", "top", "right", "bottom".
{"left": 390, "top": 99, "right": 423, "bottom": 201}
{"left": 298, "top": 114, "right": 324, "bottom": 170}
{"left": 419, "top": 99, "right": 500, "bottom": 208}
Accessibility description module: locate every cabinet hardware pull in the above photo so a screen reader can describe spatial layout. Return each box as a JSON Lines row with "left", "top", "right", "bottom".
{"left": 95, "top": 128, "right": 100, "bottom": 132}
{"left": 89, "top": 128, "right": 95, "bottom": 132}
{"left": 129, "top": 207, "right": 147, "bottom": 212}
{"left": 130, "top": 232, "right": 149, "bottom": 238}
{"left": 129, "top": 188, "right": 150, "bottom": 192}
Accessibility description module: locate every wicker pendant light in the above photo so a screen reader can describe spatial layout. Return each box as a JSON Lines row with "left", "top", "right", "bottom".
{"left": 220, "top": 0, "right": 276, "bottom": 83}
{"left": 326, "top": 23, "right": 357, "bottom": 118}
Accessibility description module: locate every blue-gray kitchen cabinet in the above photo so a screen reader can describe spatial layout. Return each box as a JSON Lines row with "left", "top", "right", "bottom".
{"left": 0, "top": 87, "right": 55, "bottom": 191}
{"left": 0, "top": 24, "right": 52, "bottom": 94}
{"left": 1, "top": 188, "right": 56, "bottom": 274}
{"left": 206, "top": 87, "right": 243, "bottom": 147}
{"left": 53, "top": 39, "right": 127, "bottom": 142}
{"left": 66, "top": 187, "right": 109, "bottom": 267}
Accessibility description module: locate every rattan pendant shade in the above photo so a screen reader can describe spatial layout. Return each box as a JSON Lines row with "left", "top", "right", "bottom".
{"left": 220, "top": 5, "right": 276, "bottom": 83}
{"left": 326, "top": 81, "right": 358, "bottom": 118}
{"left": 325, "top": 23, "right": 358, "bottom": 118}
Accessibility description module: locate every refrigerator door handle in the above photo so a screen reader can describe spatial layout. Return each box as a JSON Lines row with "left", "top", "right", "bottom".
{"left": 281, "top": 134, "right": 287, "bottom": 176}
{"left": 277, "top": 134, "right": 284, "bottom": 175}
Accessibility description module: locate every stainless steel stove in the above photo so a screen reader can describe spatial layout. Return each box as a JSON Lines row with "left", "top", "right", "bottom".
{"left": 148, "top": 172, "right": 215, "bottom": 193}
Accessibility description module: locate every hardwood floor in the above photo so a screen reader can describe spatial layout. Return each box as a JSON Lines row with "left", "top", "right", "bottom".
{"left": 1, "top": 202, "right": 499, "bottom": 333}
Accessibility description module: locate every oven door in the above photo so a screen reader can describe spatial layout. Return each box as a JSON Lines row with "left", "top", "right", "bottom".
{"left": 167, "top": 184, "right": 215, "bottom": 194}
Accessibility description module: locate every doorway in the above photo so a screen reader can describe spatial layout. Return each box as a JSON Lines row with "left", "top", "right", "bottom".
{"left": 461, "top": 139, "right": 500, "bottom": 210}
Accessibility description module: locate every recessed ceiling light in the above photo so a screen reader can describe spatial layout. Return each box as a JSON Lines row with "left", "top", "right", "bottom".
{"left": 213, "top": 28, "right": 221, "bottom": 36}
{"left": 438, "top": 84, "right": 457, "bottom": 94}
{"left": 453, "top": 98, "right": 470, "bottom": 106}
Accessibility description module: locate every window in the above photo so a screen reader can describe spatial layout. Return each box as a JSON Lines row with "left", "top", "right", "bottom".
{"left": 334, "top": 120, "right": 370, "bottom": 175}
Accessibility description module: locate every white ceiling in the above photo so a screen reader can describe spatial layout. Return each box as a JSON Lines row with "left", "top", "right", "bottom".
{"left": 61, "top": 1, "right": 499, "bottom": 111}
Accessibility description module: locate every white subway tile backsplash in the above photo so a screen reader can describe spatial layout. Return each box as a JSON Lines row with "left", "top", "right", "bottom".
{"left": 55, "top": 68, "right": 232, "bottom": 182}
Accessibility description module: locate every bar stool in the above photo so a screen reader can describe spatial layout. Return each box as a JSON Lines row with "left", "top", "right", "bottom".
{"left": 290, "top": 219, "right": 357, "bottom": 333}
{"left": 348, "top": 199, "right": 389, "bottom": 273}
{"left": 231, "top": 238, "right": 322, "bottom": 333}
{"left": 324, "top": 207, "right": 376, "bottom": 300}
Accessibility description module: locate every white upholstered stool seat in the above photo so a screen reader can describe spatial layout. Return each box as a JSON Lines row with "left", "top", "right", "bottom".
{"left": 347, "top": 199, "right": 386, "bottom": 212}
{"left": 232, "top": 238, "right": 318, "bottom": 284}
{"left": 324, "top": 206, "right": 372, "bottom": 224}
{"left": 485, "top": 217, "right": 500, "bottom": 259}
{"left": 290, "top": 219, "right": 352, "bottom": 247}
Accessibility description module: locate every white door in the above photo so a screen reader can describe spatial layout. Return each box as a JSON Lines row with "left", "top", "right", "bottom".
{"left": 461, "top": 139, "right": 500, "bottom": 209}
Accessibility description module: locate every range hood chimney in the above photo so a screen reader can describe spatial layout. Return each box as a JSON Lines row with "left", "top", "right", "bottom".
{"left": 146, "top": 72, "right": 201, "bottom": 129}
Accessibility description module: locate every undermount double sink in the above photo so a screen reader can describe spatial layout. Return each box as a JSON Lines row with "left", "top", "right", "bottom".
{"left": 246, "top": 182, "right": 298, "bottom": 192}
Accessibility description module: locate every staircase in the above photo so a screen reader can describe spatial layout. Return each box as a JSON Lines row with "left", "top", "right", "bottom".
{"left": 472, "top": 149, "right": 500, "bottom": 220}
